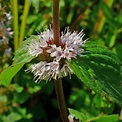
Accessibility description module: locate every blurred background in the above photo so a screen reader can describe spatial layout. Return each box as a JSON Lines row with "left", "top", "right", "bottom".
{"left": 0, "top": 0, "right": 122, "bottom": 122}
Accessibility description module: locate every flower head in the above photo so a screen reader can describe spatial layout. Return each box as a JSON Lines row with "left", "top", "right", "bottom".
{"left": 0, "top": 2, "right": 13, "bottom": 45}
{"left": 27, "top": 28, "right": 86, "bottom": 82}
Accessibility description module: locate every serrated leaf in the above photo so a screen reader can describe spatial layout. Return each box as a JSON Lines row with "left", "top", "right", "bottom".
{"left": 0, "top": 35, "right": 39, "bottom": 86}
{"left": 68, "top": 42, "right": 122, "bottom": 107}
{"left": 13, "top": 35, "right": 39, "bottom": 65}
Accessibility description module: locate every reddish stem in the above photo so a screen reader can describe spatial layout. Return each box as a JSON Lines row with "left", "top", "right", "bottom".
{"left": 55, "top": 79, "right": 69, "bottom": 122}
{"left": 52, "top": 0, "right": 69, "bottom": 121}
{"left": 52, "top": 0, "right": 60, "bottom": 46}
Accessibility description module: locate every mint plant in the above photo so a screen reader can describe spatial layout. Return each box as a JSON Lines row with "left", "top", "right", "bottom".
{"left": 0, "top": 0, "right": 122, "bottom": 122}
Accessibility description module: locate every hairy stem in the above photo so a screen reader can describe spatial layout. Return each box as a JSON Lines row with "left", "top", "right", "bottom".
{"left": 54, "top": 79, "right": 69, "bottom": 122}
{"left": 52, "top": 0, "right": 60, "bottom": 46}
{"left": 52, "top": 0, "right": 68, "bottom": 121}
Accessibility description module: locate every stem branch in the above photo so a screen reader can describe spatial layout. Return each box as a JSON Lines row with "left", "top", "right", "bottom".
{"left": 54, "top": 79, "right": 69, "bottom": 122}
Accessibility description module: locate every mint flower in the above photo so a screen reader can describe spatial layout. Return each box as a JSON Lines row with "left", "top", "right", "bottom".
{"left": 27, "top": 28, "right": 86, "bottom": 82}
{"left": 0, "top": 1, "right": 13, "bottom": 45}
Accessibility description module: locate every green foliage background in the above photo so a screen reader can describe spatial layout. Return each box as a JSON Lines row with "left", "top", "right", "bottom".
{"left": 0, "top": 0, "right": 122, "bottom": 122}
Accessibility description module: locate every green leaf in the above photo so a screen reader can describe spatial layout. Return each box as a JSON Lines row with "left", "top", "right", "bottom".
{"left": 101, "top": 2, "right": 113, "bottom": 20}
{"left": 115, "top": 44, "right": 122, "bottom": 60}
{"left": 0, "top": 63, "right": 24, "bottom": 86}
{"left": 13, "top": 83, "right": 24, "bottom": 93}
{"left": 68, "top": 42, "right": 122, "bottom": 107}
{"left": 2, "top": 112, "right": 22, "bottom": 122}
{"left": 69, "top": 108, "right": 119, "bottom": 122}
{"left": 68, "top": 108, "right": 87, "bottom": 121}
{"left": 0, "top": 35, "right": 39, "bottom": 86}
{"left": 29, "top": 0, "right": 40, "bottom": 11}
{"left": 13, "top": 35, "right": 39, "bottom": 65}
{"left": 86, "top": 114, "right": 119, "bottom": 122}
{"left": 13, "top": 90, "right": 30, "bottom": 104}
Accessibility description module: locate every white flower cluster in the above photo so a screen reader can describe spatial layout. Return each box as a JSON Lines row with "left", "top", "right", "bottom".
{"left": 28, "top": 28, "right": 86, "bottom": 82}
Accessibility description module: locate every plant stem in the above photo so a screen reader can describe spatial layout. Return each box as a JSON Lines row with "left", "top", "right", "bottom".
{"left": 54, "top": 79, "right": 69, "bottom": 122}
{"left": 52, "top": 0, "right": 60, "bottom": 46}
{"left": 10, "top": 0, "right": 19, "bottom": 51}
{"left": 52, "top": 0, "right": 68, "bottom": 121}
{"left": 19, "top": 0, "right": 30, "bottom": 47}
